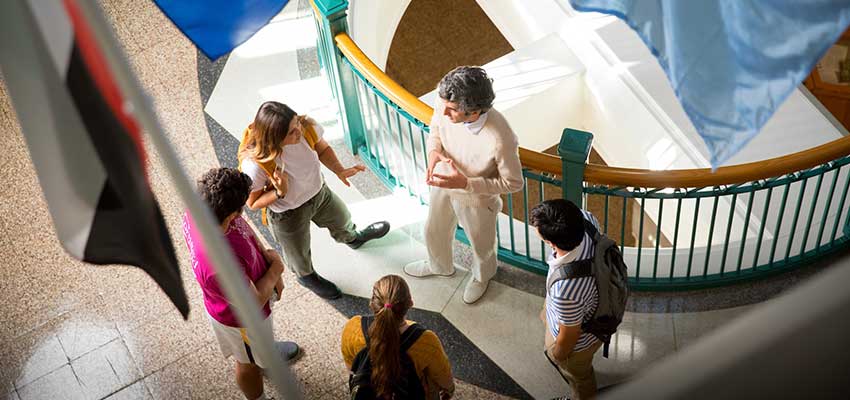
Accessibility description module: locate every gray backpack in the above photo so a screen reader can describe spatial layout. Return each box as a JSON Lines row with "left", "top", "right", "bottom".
{"left": 546, "top": 219, "right": 630, "bottom": 357}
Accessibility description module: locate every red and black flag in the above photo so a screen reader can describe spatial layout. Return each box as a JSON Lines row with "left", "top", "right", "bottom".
{"left": 0, "top": 0, "right": 189, "bottom": 318}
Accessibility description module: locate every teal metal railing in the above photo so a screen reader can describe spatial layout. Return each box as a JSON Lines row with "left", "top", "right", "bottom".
{"left": 311, "top": 0, "right": 850, "bottom": 289}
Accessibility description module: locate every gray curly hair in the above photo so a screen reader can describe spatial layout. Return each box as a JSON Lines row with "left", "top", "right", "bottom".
{"left": 438, "top": 66, "right": 495, "bottom": 114}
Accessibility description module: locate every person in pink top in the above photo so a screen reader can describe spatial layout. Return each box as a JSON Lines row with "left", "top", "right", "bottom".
{"left": 183, "top": 167, "right": 300, "bottom": 400}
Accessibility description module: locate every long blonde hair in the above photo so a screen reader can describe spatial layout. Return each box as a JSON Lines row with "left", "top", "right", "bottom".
{"left": 238, "top": 101, "right": 297, "bottom": 163}
{"left": 367, "top": 275, "right": 414, "bottom": 399}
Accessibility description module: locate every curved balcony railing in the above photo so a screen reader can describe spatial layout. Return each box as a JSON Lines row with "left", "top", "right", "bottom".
{"left": 311, "top": 0, "right": 850, "bottom": 290}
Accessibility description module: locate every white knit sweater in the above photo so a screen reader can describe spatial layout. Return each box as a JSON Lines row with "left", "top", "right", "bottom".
{"left": 427, "top": 99, "right": 524, "bottom": 208}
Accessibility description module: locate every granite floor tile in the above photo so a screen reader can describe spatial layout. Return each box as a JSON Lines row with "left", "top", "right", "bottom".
{"left": 0, "top": 107, "right": 23, "bottom": 170}
{"left": 95, "top": 270, "right": 184, "bottom": 337}
{"left": 121, "top": 309, "right": 212, "bottom": 376}
{"left": 142, "top": 341, "right": 236, "bottom": 400}
{"left": 54, "top": 302, "right": 120, "bottom": 361}
{"left": 16, "top": 365, "right": 86, "bottom": 400}
{"left": 127, "top": 47, "right": 169, "bottom": 94}
{"left": 143, "top": 39, "right": 199, "bottom": 94}
{"left": 315, "top": 382, "right": 348, "bottom": 400}
{"left": 3, "top": 322, "right": 69, "bottom": 390}
{"left": 454, "top": 379, "right": 516, "bottom": 400}
{"left": 594, "top": 311, "right": 677, "bottom": 388}
{"left": 110, "top": 0, "right": 183, "bottom": 54}
{"left": 70, "top": 339, "right": 142, "bottom": 400}
{"left": 288, "top": 354, "right": 347, "bottom": 399}
{"left": 103, "top": 381, "right": 152, "bottom": 400}
{"left": 672, "top": 304, "right": 756, "bottom": 350}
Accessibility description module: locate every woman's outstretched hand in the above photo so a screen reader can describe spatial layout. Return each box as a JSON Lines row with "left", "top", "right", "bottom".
{"left": 336, "top": 164, "right": 366, "bottom": 186}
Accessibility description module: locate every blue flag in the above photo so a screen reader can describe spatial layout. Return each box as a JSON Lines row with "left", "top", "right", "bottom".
{"left": 570, "top": 0, "right": 850, "bottom": 169}
{"left": 154, "top": 0, "right": 289, "bottom": 60}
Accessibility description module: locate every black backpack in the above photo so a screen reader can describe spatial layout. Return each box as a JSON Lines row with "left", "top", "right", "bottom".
{"left": 349, "top": 316, "right": 427, "bottom": 400}
{"left": 546, "top": 219, "right": 630, "bottom": 358}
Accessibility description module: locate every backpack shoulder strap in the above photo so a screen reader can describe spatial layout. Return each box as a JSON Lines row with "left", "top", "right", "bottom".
{"left": 302, "top": 122, "right": 319, "bottom": 150}
{"left": 399, "top": 323, "right": 426, "bottom": 352}
{"left": 360, "top": 316, "right": 373, "bottom": 346}
{"left": 546, "top": 259, "right": 593, "bottom": 291}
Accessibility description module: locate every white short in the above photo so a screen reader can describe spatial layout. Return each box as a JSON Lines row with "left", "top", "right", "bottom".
{"left": 208, "top": 312, "right": 275, "bottom": 368}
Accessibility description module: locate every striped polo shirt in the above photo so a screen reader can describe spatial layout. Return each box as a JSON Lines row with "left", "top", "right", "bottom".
{"left": 545, "top": 210, "right": 601, "bottom": 352}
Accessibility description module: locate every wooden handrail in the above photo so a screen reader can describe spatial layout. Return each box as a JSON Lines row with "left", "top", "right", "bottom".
{"left": 335, "top": 33, "right": 434, "bottom": 124}
{"left": 334, "top": 31, "right": 850, "bottom": 188}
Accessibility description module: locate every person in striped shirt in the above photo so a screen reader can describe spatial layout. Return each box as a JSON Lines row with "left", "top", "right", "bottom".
{"left": 531, "top": 199, "right": 602, "bottom": 400}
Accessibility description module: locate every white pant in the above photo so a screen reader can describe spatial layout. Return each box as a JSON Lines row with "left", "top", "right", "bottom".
{"left": 425, "top": 188, "right": 502, "bottom": 282}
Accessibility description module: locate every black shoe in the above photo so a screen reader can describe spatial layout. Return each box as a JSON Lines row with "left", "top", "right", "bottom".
{"left": 275, "top": 341, "right": 302, "bottom": 362}
{"left": 297, "top": 272, "right": 342, "bottom": 299}
{"left": 347, "top": 221, "right": 390, "bottom": 249}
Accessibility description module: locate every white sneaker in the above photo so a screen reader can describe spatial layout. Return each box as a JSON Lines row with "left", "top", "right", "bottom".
{"left": 403, "top": 260, "right": 455, "bottom": 278}
{"left": 463, "top": 278, "right": 490, "bottom": 304}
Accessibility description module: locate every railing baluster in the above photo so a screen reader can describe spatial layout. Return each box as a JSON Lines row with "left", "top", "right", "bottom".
{"left": 355, "top": 80, "right": 374, "bottom": 158}
{"left": 508, "top": 192, "right": 516, "bottom": 253}
{"left": 769, "top": 182, "right": 791, "bottom": 267}
{"left": 831, "top": 166, "right": 850, "bottom": 243}
{"left": 719, "top": 193, "right": 737, "bottom": 275}
{"left": 815, "top": 166, "right": 840, "bottom": 253}
{"left": 670, "top": 196, "right": 683, "bottom": 280}
{"left": 376, "top": 99, "right": 392, "bottom": 180}
{"left": 392, "top": 108, "right": 411, "bottom": 193}
{"left": 785, "top": 178, "right": 809, "bottom": 261}
{"left": 620, "top": 196, "right": 628, "bottom": 253}
{"left": 653, "top": 198, "right": 664, "bottom": 280}
{"left": 636, "top": 194, "right": 645, "bottom": 281}
{"left": 524, "top": 177, "right": 531, "bottom": 259}
{"left": 737, "top": 189, "right": 756, "bottom": 274}
{"left": 419, "top": 126, "right": 429, "bottom": 201}
{"left": 405, "top": 120, "right": 423, "bottom": 201}
{"left": 703, "top": 194, "right": 719, "bottom": 277}
{"left": 539, "top": 179, "right": 545, "bottom": 261}
{"left": 686, "top": 196, "right": 701, "bottom": 279}
{"left": 799, "top": 173, "right": 824, "bottom": 257}
{"left": 364, "top": 90, "right": 383, "bottom": 167}
{"left": 604, "top": 193, "right": 610, "bottom": 235}
{"left": 752, "top": 186, "right": 773, "bottom": 270}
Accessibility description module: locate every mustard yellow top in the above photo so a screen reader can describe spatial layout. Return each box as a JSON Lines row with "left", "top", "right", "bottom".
{"left": 341, "top": 316, "right": 455, "bottom": 398}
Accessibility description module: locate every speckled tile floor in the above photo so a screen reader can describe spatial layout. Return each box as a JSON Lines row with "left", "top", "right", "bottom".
{"left": 3, "top": 1, "right": 848, "bottom": 400}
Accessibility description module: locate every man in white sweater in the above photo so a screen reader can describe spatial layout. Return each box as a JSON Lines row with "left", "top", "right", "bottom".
{"left": 404, "top": 66, "right": 524, "bottom": 304}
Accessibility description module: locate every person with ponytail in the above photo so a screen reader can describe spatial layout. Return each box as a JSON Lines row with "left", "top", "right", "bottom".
{"left": 238, "top": 101, "right": 390, "bottom": 300}
{"left": 342, "top": 275, "right": 455, "bottom": 399}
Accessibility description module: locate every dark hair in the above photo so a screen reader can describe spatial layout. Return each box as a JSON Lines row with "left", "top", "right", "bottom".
{"left": 196, "top": 168, "right": 253, "bottom": 223}
{"left": 367, "top": 275, "right": 414, "bottom": 399}
{"left": 530, "top": 199, "right": 586, "bottom": 252}
{"left": 239, "top": 101, "right": 298, "bottom": 163}
{"left": 438, "top": 66, "right": 495, "bottom": 114}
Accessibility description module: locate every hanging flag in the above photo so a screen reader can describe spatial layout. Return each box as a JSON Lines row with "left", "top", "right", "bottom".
{"left": 154, "top": 0, "right": 290, "bottom": 59}
{"left": 0, "top": 0, "right": 189, "bottom": 318}
{"left": 569, "top": 0, "right": 850, "bottom": 169}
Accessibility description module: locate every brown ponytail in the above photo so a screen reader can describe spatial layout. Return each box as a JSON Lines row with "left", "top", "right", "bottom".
{"left": 367, "top": 275, "right": 414, "bottom": 399}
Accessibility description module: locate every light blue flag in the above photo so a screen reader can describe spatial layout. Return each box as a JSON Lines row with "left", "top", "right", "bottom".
{"left": 569, "top": 0, "right": 850, "bottom": 169}
{"left": 155, "top": 0, "right": 289, "bottom": 60}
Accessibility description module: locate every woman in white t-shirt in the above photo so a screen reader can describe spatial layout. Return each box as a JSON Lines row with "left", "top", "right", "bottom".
{"left": 238, "top": 101, "right": 390, "bottom": 299}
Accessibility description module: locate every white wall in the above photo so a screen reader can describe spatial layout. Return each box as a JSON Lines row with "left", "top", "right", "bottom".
{"left": 348, "top": 0, "right": 411, "bottom": 70}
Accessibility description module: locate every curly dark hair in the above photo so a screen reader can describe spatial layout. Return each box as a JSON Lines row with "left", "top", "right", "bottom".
{"left": 530, "top": 199, "right": 585, "bottom": 252}
{"left": 438, "top": 66, "right": 495, "bottom": 114}
{"left": 196, "top": 168, "right": 253, "bottom": 223}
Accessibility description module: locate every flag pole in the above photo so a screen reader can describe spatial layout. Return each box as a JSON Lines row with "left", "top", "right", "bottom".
{"left": 71, "top": 2, "right": 302, "bottom": 398}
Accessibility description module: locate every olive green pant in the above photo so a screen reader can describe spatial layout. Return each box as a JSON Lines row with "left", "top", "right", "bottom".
{"left": 544, "top": 331, "right": 603, "bottom": 400}
{"left": 267, "top": 184, "right": 357, "bottom": 277}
